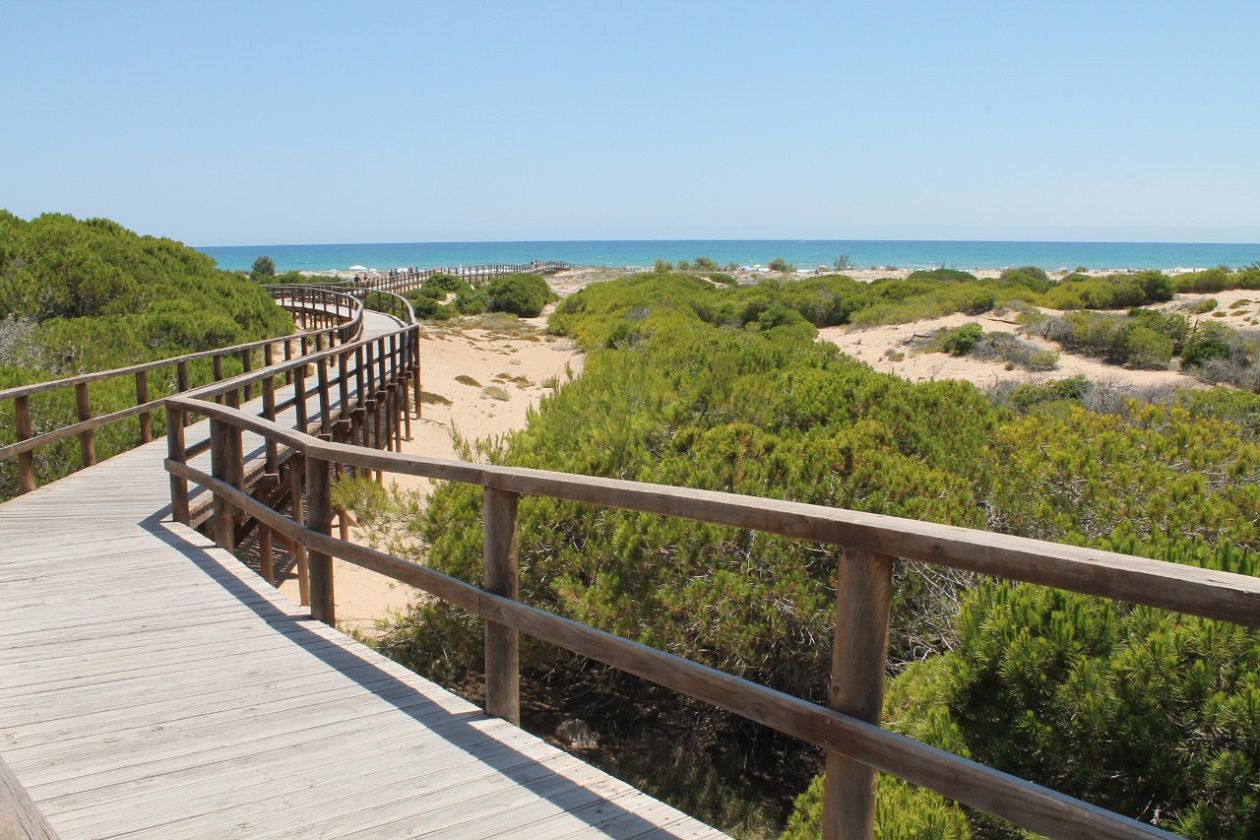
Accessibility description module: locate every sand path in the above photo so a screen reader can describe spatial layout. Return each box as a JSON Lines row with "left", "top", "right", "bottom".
{"left": 277, "top": 311, "right": 583, "bottom": 638}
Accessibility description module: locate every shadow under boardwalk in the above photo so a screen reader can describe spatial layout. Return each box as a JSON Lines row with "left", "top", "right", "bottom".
{"left": 0, "top": 431, "right": 727, "bottom": 838}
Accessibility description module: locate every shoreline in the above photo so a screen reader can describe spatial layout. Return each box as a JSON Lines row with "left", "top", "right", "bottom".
{"left": 198, "top": 239, "right": 1260, "bottom": 275}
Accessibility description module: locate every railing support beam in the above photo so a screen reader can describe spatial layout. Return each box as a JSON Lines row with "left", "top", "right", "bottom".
{"left": 824, "top": 549, "right": 894, "bottom": 840}
{"left": 306, "top": 455, "right": 335, "bottom": 625}
{"left": 166, "top": 404, "right": 189, "bottom": 524}
{"left": 484, "top": 487, "right": 521, "bottom": 724}
{"left": 14, "top": 395, "right": 35, "bottom": 494}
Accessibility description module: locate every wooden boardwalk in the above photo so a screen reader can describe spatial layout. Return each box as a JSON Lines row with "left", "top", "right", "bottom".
{"left": 0, "top": 312, "right": 725, "bottom": 838}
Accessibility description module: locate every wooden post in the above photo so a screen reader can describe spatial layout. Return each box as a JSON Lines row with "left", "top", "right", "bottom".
{"left": 14, "top": 394, "right": 36, "bottom": 494}
{"left": 262, "top": 372, "right": 278, "bottom": 473}
{"left": 355, "top": 344, "right": 366, "bottom": 405}
{"left": 305, "top": 455, "right": 335, "bottom": 625}
{"left": 74, "top": 382, "right": 95, "bottom": 467}
{"left": 337, "top": 349, "right": 349, "bottom": 415}
{"left": 317, "top": 356, "right": 331, "bottom": 437}
{"left": 823, "top": 549, "right": 894, "bottom": 840}
{"left": 136, "top": 369, "right": 152, "bottom": 443}
{"left": 209, "top": 417, "right": 235, "bottom": 551}
{"left": 483, "top": 487, "right": 521, "bottom": 724}
{"left": 259, "top": 526, "right": 274, "bottom": 584}
{"left": 177, "top": 361, "right": 191, "bottom": 426}
{"left": 412, "top": 329, "right": 422, "bottom": 418}
{"left": 376, "top": 337, "right": 387, "bottom": 389}
{"left": 293, "top": 365, "right": 308, "bottom": 433}
{"left": 401, "top": 375, "right": 412, "bottom": 441}
{"left": 224, "top": 390, "right": 245, "bottom": 498}
{"left": 166, "top": 404, "right": 189, "bottom": 524}
{"left": 288, "top": 456, "right": 310, "bottom": 606}
{"left": 213, "top": 354, "right": 224, "bottom": 384}
{"left": 240, "top": 348, "right": 252, "bottom": 402}
{"left": 392, "top": 387, "right": 402, "bottom": 450}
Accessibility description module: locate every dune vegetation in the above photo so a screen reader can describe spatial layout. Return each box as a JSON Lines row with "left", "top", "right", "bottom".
{"left": 375, "top": 271, "right": 1260, "bottom": 838}
{"left": 0, "top": 211, "right": 291, "bottom": 497}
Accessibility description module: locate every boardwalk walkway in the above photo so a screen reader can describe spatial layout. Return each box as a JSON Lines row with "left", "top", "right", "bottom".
{"left": 0, "top": 311, "right": 724, "bottom": 838}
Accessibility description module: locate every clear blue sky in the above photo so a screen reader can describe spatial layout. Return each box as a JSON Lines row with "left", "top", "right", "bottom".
{"left": 3, "top": 1, "right": 1258, "bottom": 246}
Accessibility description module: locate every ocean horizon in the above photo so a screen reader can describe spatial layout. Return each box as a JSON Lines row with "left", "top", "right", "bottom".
{"left": 196, "top": 239, "right": 1260, "bottom": 275}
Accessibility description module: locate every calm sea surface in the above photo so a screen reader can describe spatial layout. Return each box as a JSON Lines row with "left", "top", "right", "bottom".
{"left": 197, "top": 240, "right": 1260, "bottom": 274}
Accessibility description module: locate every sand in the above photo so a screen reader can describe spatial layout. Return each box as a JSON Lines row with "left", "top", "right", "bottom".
{"left": 276, "top": 308, "right": 584, "bottom": 638}
{"left": 818, "top": 313, "right": 1196, "bottom": 392}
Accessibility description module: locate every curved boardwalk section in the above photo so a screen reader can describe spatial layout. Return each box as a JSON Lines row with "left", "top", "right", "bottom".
{"left": 0, "top": 318, "right": 723, "bottom": 838}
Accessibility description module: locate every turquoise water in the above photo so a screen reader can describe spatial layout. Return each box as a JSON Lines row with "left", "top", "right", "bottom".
{"left": 197, "top": 239, "right": 1260, "bottom": 274}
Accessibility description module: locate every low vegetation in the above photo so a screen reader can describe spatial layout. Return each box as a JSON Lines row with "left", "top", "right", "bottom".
{"left": 1018, "top": 306, "right": 1260, "bottom": 386}
{"left": 919, "top": 323, "right": 1059, "bottom": 371}
{"left": 375, "top": 272, "right": 1260, "bottom": 838}
{"left": 402, "top": 271, "right": 554, "bottom": 320}
{"left": 0, "top": 212, "right": 292, "bottom": 498}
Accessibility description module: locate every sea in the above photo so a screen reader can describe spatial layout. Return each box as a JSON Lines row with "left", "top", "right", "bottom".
{"left": 196, "top": 240, "right": 1260, "bottom": 275}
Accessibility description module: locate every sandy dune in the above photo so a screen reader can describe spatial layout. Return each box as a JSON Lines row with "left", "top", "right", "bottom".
{"left": 819, "top": 312, "right": 1197, "bottom": 392}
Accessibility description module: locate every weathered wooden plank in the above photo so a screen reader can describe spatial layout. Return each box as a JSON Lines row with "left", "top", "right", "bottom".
{"left": 40, "top": 715, "right": 539, "bottom": 826}
{"left": 0, "top": 752, "right": 59, "bottom": 839}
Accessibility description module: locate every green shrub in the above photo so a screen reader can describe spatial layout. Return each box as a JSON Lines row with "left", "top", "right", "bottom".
{"left": 250, "top": 255, "right": 275, "bottom": 281}
{"left": 999, "top": 266, "right": 1052, "bottom": 293}
{"left": 939, "top": 323, "right": 984, "bottom": 355}
{"left": 454, "top": 287, "right": 488, "bottom": 315}
{"left": 409, "top": 295, "right": 455, "bottom": 320}
{"left": 1115, "top": 324, "right": 1173, "bottom": 369}
{"left": 1194, "top": 298, "right": 1219, "bottom": 314}
{"left": 653, "top": 259, "right": 673, "bottom": 273}
{"left": 1182, "top": 322, "right": 1234, "bottom": 368}
{"left": 424, "top": 272, "right": 467, "bottom": 295}
{"left": 487, "top": 272, "right": 553, "bottom": 317}
{"left": 768, "top": 257, "right": 795, "bottom": 273}
{"left": 707, "top": 273, "right": 738, "bottom": 287}
{"left": 1127, "top": 308, "right": 1190, "bottom": 352}
{"left": 907, "top": 268, "right": 978, "bottom": 282}
{"left": 693, "top": 256, "right": 719, "bottom": 271}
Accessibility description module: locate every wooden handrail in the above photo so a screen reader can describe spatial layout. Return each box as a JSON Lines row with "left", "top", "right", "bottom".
{"left": 165, "top": 386, "right": 1256, "bottom": 839}
{"left": 0, "top": 286, "right": 363, "bottom": 495}
{"left": 271, "top": 260, "right": 574, "bottom": 298}
{"left": 165, "top": 395, "right": 1260, "bottom": 628}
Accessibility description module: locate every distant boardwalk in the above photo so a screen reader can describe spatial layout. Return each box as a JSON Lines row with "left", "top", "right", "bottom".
{"left": 0, "top": 310, "right": 724, "bottom": 838}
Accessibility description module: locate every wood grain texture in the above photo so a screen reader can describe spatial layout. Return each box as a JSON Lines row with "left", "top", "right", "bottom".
{"left": 824, "top": 550, "right": 893, "bottom": 840}
{"left": 484, "top": 488, "right": 521, "bottom": 725}
{"left": 0, "top": 753, "right": 59, "bottom": 839}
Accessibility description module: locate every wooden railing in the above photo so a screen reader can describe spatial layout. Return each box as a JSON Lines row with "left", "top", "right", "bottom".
{"left": 0, "top": 287, "right": 364, "bottom": 496}
{"left": 163, "top": 390, "right": 1260, "bottom": 840}
{"left": 359, "top": 289, "right": 417, "bottom": 326}
{"left": 289, "top": 260, "right": 575, "bottom": 297}
{"left": 165, "top": 320, "right": 420, "bottom": 591}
